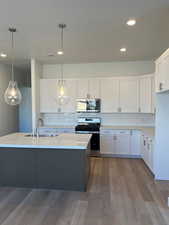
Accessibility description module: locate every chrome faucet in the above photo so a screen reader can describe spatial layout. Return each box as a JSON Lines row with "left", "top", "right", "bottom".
{"left": 38, "top": 118, "right": 44, "bottom": 127}
{"left": 32, "top": 118, "right": 44, "bottom": 138}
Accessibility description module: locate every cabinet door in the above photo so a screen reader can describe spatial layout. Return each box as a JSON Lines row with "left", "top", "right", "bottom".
{"left": 100, "top": 132, "right": 116, "bottom": 154}
{"left": 148, "top": 140, "right": 154, "bottom": 172}
{"left": 130, "top": 130, "right": 141, "bottom": 156}
{"left": 77, "top": 79, "right": 89, "bottom": 98}
{"left": 100, "top": 79, "right": 119, "bottom": 113}
{"left": 88, "top": 79, "right": 100, "bottom": 98}
{"left": 143, "top": 138, "right": 149, "bottom": 165}
{"left": 119, "top": 79, "right": 139, "bottom": 112}
{"left": 115, "top": 134, "right": 130, "bottom": 155}
{"left": 40, "top": 79, "right": 58, "bottom": 113}
{"left": 151, "top": 77, "right": 156, "bottom": 113}
{"left": 59, "top": 80, "right": 77, "bottom": 113}
{"left": 139, "top": 77, "right": 152, "bottom": 113}
{"left": 156, "top": 55, "right": 169, "bottom": 92}
{"left": 0, "top": 149, "right": 36, "bottom": 188}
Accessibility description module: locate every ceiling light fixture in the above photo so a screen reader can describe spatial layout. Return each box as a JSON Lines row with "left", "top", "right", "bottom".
{"left": 0, "top": 53, "right": 7, "bottom": 58}
{"left": 4, "top": 28, "right": 22, "bottom": 106}
{"left": 126, "top": 19, "right": 136, "bottom": 26}
{"left": 57, "top": 23, "right": 66, "bottom": 55}
{"left": 120, "top": 48, "right": 127, "bottom": 52}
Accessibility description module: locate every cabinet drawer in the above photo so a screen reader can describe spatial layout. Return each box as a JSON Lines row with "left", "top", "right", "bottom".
{"left": 100, "top": 129, "right": 131, "bottom": 135}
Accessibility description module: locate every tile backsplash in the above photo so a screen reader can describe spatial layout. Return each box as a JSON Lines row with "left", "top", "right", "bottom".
{"left": 41, "top": 113, "right": 155, "bottom": 127}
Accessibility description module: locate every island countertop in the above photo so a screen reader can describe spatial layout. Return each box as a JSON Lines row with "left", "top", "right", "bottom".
{"left": 0, "top": 133, "right": 92, "bottom": 150}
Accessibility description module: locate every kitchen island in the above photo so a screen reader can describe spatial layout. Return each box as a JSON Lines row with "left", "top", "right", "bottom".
{"left": 0, "top": 133, "right": 91, "bottom": 191}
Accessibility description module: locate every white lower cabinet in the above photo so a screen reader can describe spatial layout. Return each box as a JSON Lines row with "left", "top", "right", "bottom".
{"left": 100, "top": 129, "right": 142, "bottom": 157}
{"left": 100, "top": 130, "right": 116, "bottom": 154}
{"left": 114, "top": 131, "right": 130, "bottom": 155}
{"left": 141, "top": 135, "right": 154, "bottom": 173}
{"left": 100, "top": 130, "right": 134, "bottom": 156}
{"left": 130, "top": 130, "right": 141, "bottom": 156}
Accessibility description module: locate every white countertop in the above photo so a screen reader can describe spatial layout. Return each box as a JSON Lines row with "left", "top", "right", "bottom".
{"left": 0, "top": 133, "right": 92, "bottom": 150}
{"left": 101, "top": 126, "right": 155, "bottom": 138}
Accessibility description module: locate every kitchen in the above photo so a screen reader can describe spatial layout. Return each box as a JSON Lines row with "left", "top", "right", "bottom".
{"left": 0, "top": 0, "right": 169, "bottom": 224}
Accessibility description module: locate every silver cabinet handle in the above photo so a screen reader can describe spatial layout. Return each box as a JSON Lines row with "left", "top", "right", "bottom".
{"left": 113, "top": 135, "right": 117, "bottom": 140}
{"left": 159, "top": 82, "right": 163, "bottom": 91}
{"left": 118, "top": 107, "right": 122, "bottom": 112}
{"left": 138, "top": 107, "right": 141, "bottom": 113}
{"left": 143, "top": 140, "right": 146, "bottom": 146}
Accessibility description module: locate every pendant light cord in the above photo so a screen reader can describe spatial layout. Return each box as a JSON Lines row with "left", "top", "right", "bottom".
{"left": 61, "top": 26, "right": 63, "bottom": 50}
{"left": 10, "top": 29, "right": 15, "bottom": 81}
{"left": 61, "top": 64, "right": 64, "bottom": 84}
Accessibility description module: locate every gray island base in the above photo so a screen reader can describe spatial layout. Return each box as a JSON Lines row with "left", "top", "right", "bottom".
{"left": 0, "top": 133, "right": 91, "bottom": 191}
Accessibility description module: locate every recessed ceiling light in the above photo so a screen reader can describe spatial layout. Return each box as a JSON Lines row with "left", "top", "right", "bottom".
{"left": 57, "top": 50, "right": 64, "bottom": 55}
{"left": 126, "top": 19, "right": 136, "bottom": 26}
{"left": 120, "top": 48, "right": 126, "bottom": 52}
{"left": 0, "top": 53, "right": 7, "bottom": 58}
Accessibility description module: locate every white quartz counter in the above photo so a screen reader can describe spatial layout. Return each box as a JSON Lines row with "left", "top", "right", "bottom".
{"left": 0, "top": 133, "right": 92, "bottom": 150}
{"left": 101, "top": 126, "right": 155, "bottom": 138}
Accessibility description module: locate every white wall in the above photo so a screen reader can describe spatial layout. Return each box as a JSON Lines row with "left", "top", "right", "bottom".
{"left": 43, "top": 61, "right": 155, "bottom": 79}
{"left": 0, "top": 64, "right": 22, "bottom": 136}
{"left": 154, "top": 92, "right": 169, "bottom": 180}
{"left": 31, "top": 59, "right": 43, "bottom": 131}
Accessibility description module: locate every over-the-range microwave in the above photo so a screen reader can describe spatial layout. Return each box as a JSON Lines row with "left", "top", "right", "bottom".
{"left": 76, "top": 98, "right": 101, "bottom": 113}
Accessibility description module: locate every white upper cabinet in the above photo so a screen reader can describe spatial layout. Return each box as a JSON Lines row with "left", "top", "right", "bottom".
{"left": 88, "top": 79, "right": 100, "bottom": 98}
{"left": 156, "top": 48, "right": 169, "bottom": 93}
{"left": 100, "top": 79, "right": 119, "bottom": 113}
{"left": 119, "top": 78, "right": 139, "bottom": 113}
{"left": 40, "top": 79, "right": 77, "bottom": 113}
{"left": 59, "top": 79, "right": 77, "bottom": 113}
{"left": 139, "top": 76, "right": 152, "bottom": 113}
{"left": 40, "top": 79, "right": 58, "bottom": 113}
{"left": 40, "top": 75, "right": 154, "bottom": 114}
{"left": 77, "top": 79, "right": 89, "bottom": 98}
{"left": 77, "top": 79, "right": 100, "bottom": 98}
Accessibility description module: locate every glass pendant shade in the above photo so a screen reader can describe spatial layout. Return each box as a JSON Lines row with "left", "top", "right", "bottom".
{"left": 4, "top": 80, "right": 22, "bottom": 106}
{"left": 57, "top": 80, "right": 70, "bottom": 106}
{"left": 4, "top": 28, "right": 22, "bottom": 106}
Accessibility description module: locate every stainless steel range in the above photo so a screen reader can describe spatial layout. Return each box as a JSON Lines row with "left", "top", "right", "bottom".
{"left": 75, "top": 117, "right": 101, "bottom": 152}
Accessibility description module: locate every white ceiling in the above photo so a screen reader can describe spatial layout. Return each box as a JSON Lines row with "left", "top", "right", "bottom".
{"left": 0, "top": 0, "right": 168, "bottom": 69}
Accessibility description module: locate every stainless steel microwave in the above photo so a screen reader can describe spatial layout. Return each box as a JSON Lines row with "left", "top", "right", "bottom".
{"left": 76, "top": 99, "right": 101, "bottom": 113}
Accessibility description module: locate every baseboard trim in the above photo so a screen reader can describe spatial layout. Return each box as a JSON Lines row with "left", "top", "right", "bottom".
{"left": 100, "top": 154, "right": 141, "bottom": 159}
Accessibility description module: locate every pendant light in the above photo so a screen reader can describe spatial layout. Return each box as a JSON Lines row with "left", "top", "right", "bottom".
{"left": 56, "top": 23, "right": 69, "bottom": 106}
{"left": 4, "top": 28, "right": 22, "bottom": 106}
{"left": 57, "top": 64, "right": 70, "bottom": 106}
{"left": 57, "top": 23, "right": 66, "bottom": 55}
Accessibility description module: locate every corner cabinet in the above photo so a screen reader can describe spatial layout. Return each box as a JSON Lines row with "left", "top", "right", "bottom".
{"left": 155, "top": 48, "right": 169, "bottom": 93}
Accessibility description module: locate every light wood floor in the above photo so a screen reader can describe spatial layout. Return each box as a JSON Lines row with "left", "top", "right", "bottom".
{"left": 0, "top": 157, "right": 169, "bottom": 225}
